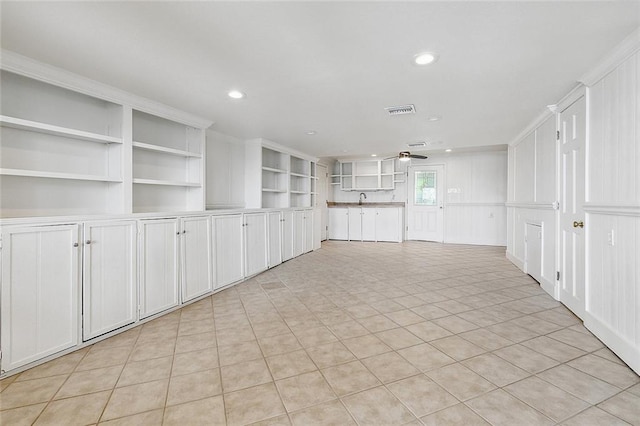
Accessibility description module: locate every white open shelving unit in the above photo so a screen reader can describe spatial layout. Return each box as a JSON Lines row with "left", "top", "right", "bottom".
{"left": 0, "top": 54, "right": 211, "bottom": 219}
{"left": 332, "top": 158, "right": 397, "bottom": 191}
{"left": 245, "top": 139, "right": 318, "bottom": 209}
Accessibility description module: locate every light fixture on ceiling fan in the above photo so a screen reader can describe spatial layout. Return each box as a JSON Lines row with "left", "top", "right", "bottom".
{"left": 386, "top": 151, "right": 428, "bottom": 162}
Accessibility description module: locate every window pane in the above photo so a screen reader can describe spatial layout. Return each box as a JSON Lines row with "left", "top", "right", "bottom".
{"left": 414, "top": 171, "right": 436, "bottom": 205}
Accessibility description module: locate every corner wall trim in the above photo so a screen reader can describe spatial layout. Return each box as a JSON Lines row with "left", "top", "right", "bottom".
{"left": 583, "top": 203, "right": 640, "bottom": 217}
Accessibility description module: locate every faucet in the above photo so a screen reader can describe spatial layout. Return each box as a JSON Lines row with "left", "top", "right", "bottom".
{"left": 359, "top": 192, "right": 367, "bottom": 205}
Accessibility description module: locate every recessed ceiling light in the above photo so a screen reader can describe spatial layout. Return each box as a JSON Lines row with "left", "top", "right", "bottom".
{"left": 305, "top": 130, "right": 317, "bottom": 135}
{"left": 227, "top": 90, "right": 245, "bottom": 99}
{"left": 445, "top": 149, "right": 452, "bottom": 152}
{"left": 371, "top": 154, "right": 377, "bottom": 157}
{"left": 414, "top": 52, "right": 438, "bottom": 65}
{"left": 426, "top": 116, "right": 442, "bottom": 122}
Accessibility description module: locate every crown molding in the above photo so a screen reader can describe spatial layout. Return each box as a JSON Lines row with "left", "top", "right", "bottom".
{"left": 0, "top": 49, "right": 214, "bottom": 129}
{"left": 579, "top": 27, "right": 640, "bottom": 86}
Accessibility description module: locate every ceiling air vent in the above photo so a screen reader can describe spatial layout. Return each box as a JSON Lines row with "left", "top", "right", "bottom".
{"left": 385, "top": 104, "right": 416, "bottom": 116}
{"left": 407, "top": 142, "right": 427, "bottom": 148}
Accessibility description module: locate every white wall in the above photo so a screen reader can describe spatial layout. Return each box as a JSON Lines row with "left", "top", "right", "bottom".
{"left": 205, "top": 129, "right": 245, "bottom": 209}
{"left": 584, "top": 50, "right": 640, "bottom": 374}
{"left": 506, "top": 115, "right": 558, "bottom": 296}
{"left": 329, "top": 150, "right": 508, "bottom": 246}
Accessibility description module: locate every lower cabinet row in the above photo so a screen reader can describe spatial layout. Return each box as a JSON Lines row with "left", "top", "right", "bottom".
{"left": 0, "top": 209, "right": 315, "bottom": 374}
{"left": 328, "top": 207, "right": 403, "bottom": 242}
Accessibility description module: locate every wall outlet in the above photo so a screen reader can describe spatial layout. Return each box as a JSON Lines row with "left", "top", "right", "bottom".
{"left": 607, "top": 229, "right": 615, "bottom": 246}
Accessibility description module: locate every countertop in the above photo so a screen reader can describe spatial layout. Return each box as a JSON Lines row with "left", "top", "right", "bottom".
{"left": 326, "top": 202, "right": 405, "bottom": 208}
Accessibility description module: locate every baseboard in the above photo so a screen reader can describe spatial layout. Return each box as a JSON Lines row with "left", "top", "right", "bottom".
{"left": 584, "top": 314, "right": 640, "bottom": 375}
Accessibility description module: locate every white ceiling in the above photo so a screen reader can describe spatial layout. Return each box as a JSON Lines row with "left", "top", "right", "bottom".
{"left": 1, "top": 1, "right": 638, "bottom": 158}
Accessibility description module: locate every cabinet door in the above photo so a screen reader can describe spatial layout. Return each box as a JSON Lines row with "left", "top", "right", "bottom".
{"left": 139, "top": 219, "right": 179, "bottom": 319}
{"left": 328, "top": 208, "right": 349, "bottom": 240}
{"left": 181, "top": 216, "right": 212, "bottom": 303}
{"left": 268, "top": 211, "right": 283, "bottom": 267}
{"left": 304, "top": 209, "right": 314, "bottom": 253}
{"left": 348, "top": 208, "right": 362, "bottom": 241}
{"left": 293, "top": 210, "right": 305, "bottom": 257}
{"left": 282, "top": 210, "right": 295, "bottom": 261}
{"left": 375, "top": 208, "right": 402, "bottom": 242}
{"left": 1, "top": 224, "right": 80, "bottom": 372}
{"left": 212, "top": 214, "right": 244, "bottom": 288}
{"left": 83, "top": 220, "right": 137, "bottom": 341}
{"left": 361, "top": 208, "right": 377, "bottom": 241}
{"left": 245, "top": 212, "right": 268, "bottom": 277}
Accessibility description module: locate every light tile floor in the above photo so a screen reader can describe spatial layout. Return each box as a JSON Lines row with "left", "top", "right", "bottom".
{"left": 1, "top": 241, "right": 639, "bottom": 425}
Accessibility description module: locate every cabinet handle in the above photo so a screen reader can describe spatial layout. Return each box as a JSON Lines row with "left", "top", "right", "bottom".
{"left": 183, "top": 230, "right": 186, "bottom": 234}
{"left": 73, "top": 242, "right": 79, "bottom": 247}
{"left": 176, "top": 232, "right": 181, "bottom": 235}
{"left": 85, "top": 240, "right": 91, "bottom": 245}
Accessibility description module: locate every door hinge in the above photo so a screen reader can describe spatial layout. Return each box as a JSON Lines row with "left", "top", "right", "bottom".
{"left": 556, "top": 271, "right": 560, "bottom": 281}
{"left": 556, "top": 130, "right": 560, "bottom": 140}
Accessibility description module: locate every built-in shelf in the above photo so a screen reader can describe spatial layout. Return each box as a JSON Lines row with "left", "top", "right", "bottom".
{"left": 0, "top": 115, "right": 122, "bottom": 144}
{"left": 290, "top": 172, "right": 310, "bottom": 178}
{"left": 290, "top": 190, "right": 308, "bottom": 194}
{"left": 262, "top": 188, "right": 287, "bottom": 193}
{"left": 0, "top": 168, "right": 121, "bottom": 182}
{"left": 262, "top": 166, "right": 288, "bottom": 174}
{"left": 133, "top": 178, "right": 200, "bottom": 187}
{"left": 132, "top": 141, "right": 201, "bottom": 158}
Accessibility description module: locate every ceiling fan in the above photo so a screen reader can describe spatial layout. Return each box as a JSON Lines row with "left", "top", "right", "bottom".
{"left": 385, "top": 151, "right": 428, "bottom": 162}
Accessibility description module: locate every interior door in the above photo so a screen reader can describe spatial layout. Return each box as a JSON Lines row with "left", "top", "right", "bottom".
{"left": 316, "top": 164, "right": 329, "bottom": 241}
{"left": 407, "top": 165, "right": 444, "bottom": 242}
{"left": 559, "top": 96, "right": 586, "bottom": 318}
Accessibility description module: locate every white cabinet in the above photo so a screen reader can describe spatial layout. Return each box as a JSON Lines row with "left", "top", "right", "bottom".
{"left": 268, "top": 211, "right": 283, "bottom": 267}
{"left": 375, "top": 208, "right": 403, "bottom": 242}
{"left": 282, "top": 210, "right": 295, "bottom": 261}
{"left": 82, "top": 220, "right": 137, "bottom": 341}
{"left": 1, "top": 224, "right": 80, "bottom": 371}
{"left": 304, "top": 209, "right": 314, "bottom": 253}
{"left": 138, "top": 219, "right": 179, "bottom": 319}
{"left": 244, "top": 212, "right": 268, "bottom": 277}
{"left": 180, "top": 216, "right": 212, "bottom": 303}
{"left": 348, "top": 208, "right": 362, "bottom": 241}
{"left": 328, "top": 208, "right": 349, "bottom": 240}
{"left": 362, "top": 208, "right": 376, "bottom": 241}
{"left": 339, "top": 207, "right": 403, "bottom": 242}
{"left": 212, "top": 214, "right": 244, "bottom": 288}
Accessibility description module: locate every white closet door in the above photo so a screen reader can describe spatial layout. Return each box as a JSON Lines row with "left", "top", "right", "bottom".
{"left": 83, "top": 220, "right": 137, "bottom": 341}
{"left": 268, "top": 211, "right": 283, "bottom": 267}
{"left": 139, "top": 219, "right": 179, "bottom": 319}
{"left": 212, "top": 214, "right": 244, "bottom": 288}
{"left": 1, "top": 224, "right": 80, "bottom": 371}
{"left": 282, "top": 210, "right": 295, "bottom": 261}
{"left": 244, "top": 212, "right": 268, "bottom": 277}
{"left": 181, "top": 216, "right": 212, "bottom": 303}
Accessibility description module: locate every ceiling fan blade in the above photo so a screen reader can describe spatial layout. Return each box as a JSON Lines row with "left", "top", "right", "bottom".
{"left": 383, "top": 155, "right": 398, "bottom": 160}
{"left": 409, "top": 154, "right": 428, "bottom": 159}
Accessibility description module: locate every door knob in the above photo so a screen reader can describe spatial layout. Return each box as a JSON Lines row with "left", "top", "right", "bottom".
{"left": 573, "top": 221, "right": 584, "bottom": 228}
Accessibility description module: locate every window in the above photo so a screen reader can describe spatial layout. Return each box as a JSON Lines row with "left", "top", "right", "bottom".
{"left": 414, "top": 171, "right": 437, "bottom": 205}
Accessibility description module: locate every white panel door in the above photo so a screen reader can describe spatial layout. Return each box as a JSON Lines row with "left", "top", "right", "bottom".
{"left": 245, "top": 212, "right": 268, "bottom": 276}
{"left": 180, "top": 216, "right": 212, "bottom": 303}
{"left": 362, "top": 208, "right": 377, "bottom": 241}
{"left": 212, "top": 214, "right": 244, "bottom": 288}
{"left": 282, "top": 210, "right": 295, "bottom": 261}
{"left": 268, "top": 211, "right": 283, "bottom": 267}
{"left": 1, "top": 224, "right": 79, "bottom": 371}
{"left": 407, "top": 165, "right": 444, "bottom": 242}
{"left": 139, "top": 219, "right": 179, "bottom": 319}
{"left": 83, "top": 220, "right": 137, "bottom": 341}
{"left": 559, "top": 95, "right": 586, "bottom": 319}
{"left": 328, "top": 208, "right": 349, "bottom": 240}
{"left": 303, "top": 209, "right": 314, "bottom": 253}
{"left": 376, "top": 208, "right": 402, "bottom": 242}
{"left": 348, "top": 208, "right": 362, "bottom": 241}
{"left": 293, "top": 210, "right": 305, "bottom": 257}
